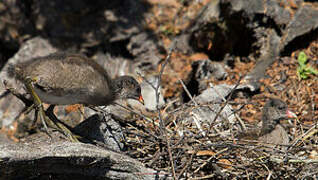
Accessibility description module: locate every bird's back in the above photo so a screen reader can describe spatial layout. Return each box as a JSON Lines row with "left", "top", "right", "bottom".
{"left": 10, "top": 52, "right": 114, "bottom": 105}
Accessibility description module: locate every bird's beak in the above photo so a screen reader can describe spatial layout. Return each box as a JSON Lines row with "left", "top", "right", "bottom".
{"left": 138, "top": 95, "right": 144, "bottom": 105}
{"left": 286, "top": 110, "right": 297, "bottom": 118}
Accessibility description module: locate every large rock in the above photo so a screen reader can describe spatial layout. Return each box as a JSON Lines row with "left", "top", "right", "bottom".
{"left": 0, "top": 131, "right": 165, "bottom": 180}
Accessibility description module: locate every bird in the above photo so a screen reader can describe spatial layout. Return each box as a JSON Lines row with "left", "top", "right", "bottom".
{"left": 257, "top": 98, "right": 296, "bottom": 151}
{"left": 8, "top": 52, "right": 144, "bottom": 106}
{"left": 7, "top": 52, "right": 144, "bottom": 142}
{"left": 259, "top": 98, "right": 295, "bottom": 136}
{"left": 238, "top": 98, "right": 296, "bottom": 151}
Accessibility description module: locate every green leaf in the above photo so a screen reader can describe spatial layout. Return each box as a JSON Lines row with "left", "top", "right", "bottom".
{"left": 300, "top": 73, "right": 308, "bottom": 79}
{"left": 307, "top": 66, "right": 318, "bottom": 75}
{"left": 298, "top": 52, "right": 307, "bottom": 65}
{"left": 296, "top": 51, "right": 318, "bottom": 80}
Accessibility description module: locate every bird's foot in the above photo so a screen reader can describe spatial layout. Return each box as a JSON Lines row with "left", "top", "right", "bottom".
{"left": 46, "top": 105, "right": 81, "bottom": 143}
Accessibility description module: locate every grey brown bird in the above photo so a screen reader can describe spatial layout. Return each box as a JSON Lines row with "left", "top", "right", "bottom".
{"left": 239, "top": 98, "right": 296, "bottom": 151}
{"left": 9, "top": 52, "right": 144, "bottom": 106}
{"left": 8, "top": 52, "right": 144, "bottom": 141}
{"left": 256, "top": 98, "right": 296, "bottom": 151}
{"left": 260, "top": 98, "right": 295, "bottom": 136}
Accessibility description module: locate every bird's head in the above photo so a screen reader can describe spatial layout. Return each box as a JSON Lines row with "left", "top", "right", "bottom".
{"left": 112, "top": 76, "right": 144, "bottom": 104}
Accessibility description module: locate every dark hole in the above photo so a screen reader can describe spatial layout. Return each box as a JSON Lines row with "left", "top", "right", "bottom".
{"left": 109, "top": 39, "right": 134, "bottom": 59}
{"left": 190, "top": 8, "right": 257, "bottom": 61}
{"left": 0, "top": 42, "right": 19, "bottom": 70}
{"left": 181, "top": 73, "right": 199, "bottom": 103}
{"left": 281, "top": 28, "right": 318, "bottom": 56}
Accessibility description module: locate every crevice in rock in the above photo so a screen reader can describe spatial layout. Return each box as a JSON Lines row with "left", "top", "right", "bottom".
{"left": 104, "top": 39, "right": 134, "bottom": 59}
{"left": 189, "top": 4, "right": 257, "bottom": 61}
{"left": 281, "top": 28, "right": 318, "bottom": 56}
{"left": 0, "top": 42, "right": 19, "bottom": 70}
{"left": 182, "top": 64, "right": 200, "bottom": 103}
{"left": 181, "top": 77, "right": 199, "bottom": 103}
{"left": 252, "top": 14, "right": 283, "bottom": 37}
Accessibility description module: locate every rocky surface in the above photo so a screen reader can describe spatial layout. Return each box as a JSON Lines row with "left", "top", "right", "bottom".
{"left": 0, "top": 131, "right": 164, "bottom": 180}
{"left": 0, "top": 0, "right": 317, "bottom": 179}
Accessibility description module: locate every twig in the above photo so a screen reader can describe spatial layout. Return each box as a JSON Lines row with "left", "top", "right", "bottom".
{"left": 2, "top": 80, "right": 33, "bottom": 107}
{"left": 193, "top": 148, "right": 229, "bottom": 174}
{"left": 179, "top": 78, "right": 207, "bottom": 137}
{"left": 113, "top": 102, "right": 151, "bottom": 122}
{"left": 89, "top": 105, "right": 161, "bottom": 140}
{"left": 190, "top": 110, "right": 206, "bottom": 137}
{"left": 209, "top": 82, "right": 247, "bottom": 131}
{"left": 270, "top": 157, "right": 318, "bottom": 164}
{"left": 289, "top": 124, "right": 318, "bottom": 148}
{"left": 179, "top": 79, "right": 198, "bottom": 106}
{"left": 154, "top": 39, "right": 178, "bottom": 179}
{"left": 207, "top": 75, "right": 245, "bottom": 135}
{"left": 176, "top": 151, "right": 195, "bottom": 179}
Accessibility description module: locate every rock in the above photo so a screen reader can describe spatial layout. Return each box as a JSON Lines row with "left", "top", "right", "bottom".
{"left": 183, "top": 105, "right": 234, "bottom": 131}
{"left": 33, "top": 0, "right": 147, "bottom": 48}
{"left": 175, "top": 34, "right": 193, "bottom": 54}
{"left": 0, "top": 132, "right": 164, "bottom": 180}
{"left": 195, "top": 84, "right": 231, "bottom": 104}
{"left": 93, "top": 52, "right": 134, "bottom": 78}
{"left": 73, "top": 114, "right": 125, "bottom": 152}
{"left": 0, "top": 132, "right": 12, "bottom": 144}
{"left": 280, "top": 4, "right": 318, "bottom": 51}
{"left": 195, "top": 83, "right": 258, "bottom": 104}
{"left": 180, "top": 83, "right": 255, "bottom": 136}
{"left": 192, "top": 59, "right": 228, "bottom": 91}
{"left": 140, "top": 76, "right": 165, "bottom": 111}
{"left": 181, "top": 82, "right": 260, "bottom": 135}
{"left": 181, "top": 0, "right": 318, "bottom": 82}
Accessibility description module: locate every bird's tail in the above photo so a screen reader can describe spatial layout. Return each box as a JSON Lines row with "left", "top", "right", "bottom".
{"left": 6, "top": 63, "right": 23, "bottom": 80}
{"left": 6, "top": 63, "right": 16, "bottom": 78}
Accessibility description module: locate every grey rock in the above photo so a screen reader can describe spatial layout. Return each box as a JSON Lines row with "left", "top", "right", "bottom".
{"left": 195, "top": 83, "right": 257, "bottom": 105}
{"left": 0, "top": 132, "right": 164, "bottom": 180}
{"left": 192, "top": 60, "right": 228, "bottom": 90}
{"left": 186, "top": 83, "right": 259, "bottom": 131}
{"left": 140, "top": 76, "right": 165, "bottom": 111}
{"left": 175, "top": 34, "right": 193, "bottom": 54}
{"left": 186, "top": 0, "right": 318, "bottom": 82}
{"left": 195, "top": 84, "right": 231, "bottom": 104}
{"left": 93, "top": 52, "right": 134, "bottom": 78}
{"left": 74, "top": 114, "right": 125, "bottom": 152}
{"left": 0, "top": 133, "right": 12, "bottom": 144}
{"left": 185, "top": 105, "right": 235, "bottom": 125}
{"left": 127, "top": 32, "right": 163, "bottom": 74}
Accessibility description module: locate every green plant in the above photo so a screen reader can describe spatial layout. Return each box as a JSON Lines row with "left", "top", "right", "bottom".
{"left": 297, "top": 51, "right": 318, "bottom": 80}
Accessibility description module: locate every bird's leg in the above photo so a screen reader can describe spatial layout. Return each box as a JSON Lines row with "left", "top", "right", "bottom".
{"left": 2, "top": 80, "right": 40, "bottom": 131}
{"left": 4, "top": 80, "right": 53, "bottom": 136}
{"left": 24, "top": 77, "right": 52, "bottom": 136}
{"left": 24, "top": 77, "right": 80, "bottom": 142}
{"left": 46, "top": 105, "right": 81, "bottom": 142}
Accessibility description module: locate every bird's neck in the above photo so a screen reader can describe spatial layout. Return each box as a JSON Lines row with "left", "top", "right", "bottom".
{"left": 261, "top": 112, "right": 279, "bottom": 135}
{"left": 110, "top": 77, "right": 122, "bottom": 99}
